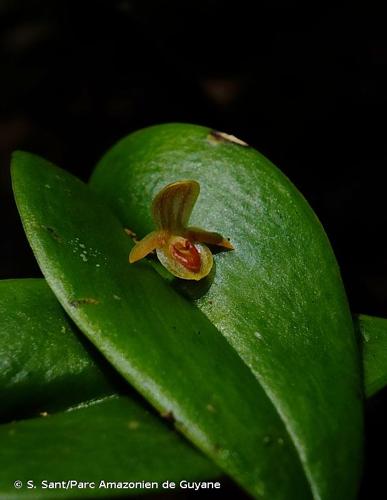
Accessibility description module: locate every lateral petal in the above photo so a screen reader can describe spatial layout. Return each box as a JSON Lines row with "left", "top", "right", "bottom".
{"left": 129, "top": 230, "right": 166, "bottom": 263}
{"left": 186, "top": 226, "right": 234, "bottom": 250}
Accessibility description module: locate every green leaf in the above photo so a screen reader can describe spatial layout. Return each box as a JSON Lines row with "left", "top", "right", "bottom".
{"left": 0, "top": 279, "right": 117, "bottom": 422}
{"left": 2, "top": 280, "right": 386, "bottom": 500}
{"left": 0, "top": 395, "right": 219, "bottom": 499}
{"left": 355, "top": 314, "right": 387, "bottom": 398}
{"left": 90, "top": 123, "right": 364, "bottom": 500}
{"left": 0, "top": 278, "right": 219, "bottom": 498}
{"left": 2, "top": 278, "right": 383, "bottom": 421}
{"left": 11, "top": 152, "right": 311, "bottom": 499}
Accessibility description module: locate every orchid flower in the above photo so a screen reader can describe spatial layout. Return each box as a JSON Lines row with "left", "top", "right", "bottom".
{"left": 129, "top": 180, "right": 233, "bottom": 280}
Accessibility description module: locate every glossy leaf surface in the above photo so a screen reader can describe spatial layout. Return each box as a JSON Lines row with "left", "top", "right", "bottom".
{"left": 355, "top": 314, "right": 387, "bottom": 397}
{"left": 91, "top": 123, "right": 363, "bottom": 500}
{"left": 0, "top": 395, "right": 219, "bottom": 499}
{"left": 12, "top": 152, "right": 311, "bottom": 499}
{"left": 0, "top": 278, "right": 219, "bottom": 498}
{"left": 2, "top": 278, "right": 385, "bottom": 500}
{"left": 2, "top": 278, "right": 382, "bottom": 421}
{"left": 0, "top": 279, "right": 117, "bottom": 422}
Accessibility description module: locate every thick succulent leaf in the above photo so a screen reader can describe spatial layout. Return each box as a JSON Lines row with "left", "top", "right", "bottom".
{"left": 0, "top": 395, "right": 219, "bottom": 499}
{"left": 1, "top": 278, "right": 385, "bottom": 500}
{"left": 91, "top": 123, "right": 364, "bottom": 500}
{"left": 0, "top": 279, "right": 118, "bottom": 422}
{"left": 11, "top": 152, "right": 311, "bottom": 499}
{"left": 355, "top": 314, "right": 387, "bottom": 397}
{"left": 2, "top": 279, "right": 383, "bottom": 424}
{"left": 0, "top": 278, "right": 219, "bottom": 497}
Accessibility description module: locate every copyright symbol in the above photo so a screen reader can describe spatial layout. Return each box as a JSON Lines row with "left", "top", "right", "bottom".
{"left": 14, "top": 480, "right": 22, "bottom": 489}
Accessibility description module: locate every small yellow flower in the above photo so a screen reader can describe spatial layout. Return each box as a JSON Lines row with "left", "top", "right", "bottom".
{"left": 129, "top": 180, "right": 233, "bottom": 280}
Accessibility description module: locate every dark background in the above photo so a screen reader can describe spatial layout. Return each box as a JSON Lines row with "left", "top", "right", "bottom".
{"left": 1, "top": 2, "right": 386, "bottom": 498}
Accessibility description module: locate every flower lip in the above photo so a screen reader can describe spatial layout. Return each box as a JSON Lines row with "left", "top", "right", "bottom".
{"left": 170, "top": 237, "right": 201, "bottom": 273}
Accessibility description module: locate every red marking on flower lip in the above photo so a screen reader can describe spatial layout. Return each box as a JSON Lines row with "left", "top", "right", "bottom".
{"left": 170, "top": 239, "right": 201, "bottom": 272}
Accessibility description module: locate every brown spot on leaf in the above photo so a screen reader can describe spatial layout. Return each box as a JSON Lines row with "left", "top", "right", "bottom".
{"left": 41, "top": 225, "right": 62, "bottom": 242}
{"left": 161, "top": 410, "right": 175, "bottom": 423}
{"left": 69, "top": 297, "right": 100, "bottom": 308}
{"left": 124, "top": 228, "right": 139, "bottom": 243}
{"left": 208, "top": 130, "right": 249, "bottom": 147}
